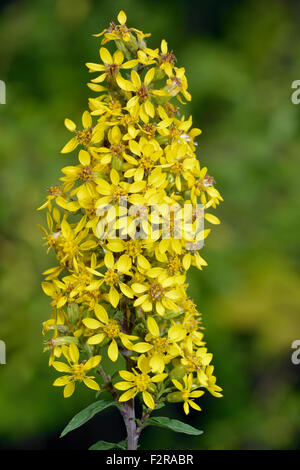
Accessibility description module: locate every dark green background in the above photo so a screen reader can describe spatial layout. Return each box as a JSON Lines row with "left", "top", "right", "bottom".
{"left": 0, "top": 0, "right": 300, "bottom": 450}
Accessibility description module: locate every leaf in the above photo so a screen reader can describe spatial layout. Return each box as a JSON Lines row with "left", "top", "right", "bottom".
{"left": 60, "top": 399, "right": 118, "bottom": 437}
{"left": 145, "top": 417, "right": 203, "bottom": 436}
{"left": 89, "top": 440, "right": 127, "bottom": 450}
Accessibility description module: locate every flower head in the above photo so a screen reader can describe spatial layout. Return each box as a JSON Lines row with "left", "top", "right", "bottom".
{"left": 52, "top": 344, "right": 101, "bottom": 397}
{"left": 40, "top": 11, "right": 222, "bottom": 416}
{"left": 115, "top": 355, "right": 167, "bottom": 409}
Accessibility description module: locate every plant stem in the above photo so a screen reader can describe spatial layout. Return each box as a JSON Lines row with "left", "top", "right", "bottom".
{"left": 122, "top": 398, "right": 138, "bottom": 450}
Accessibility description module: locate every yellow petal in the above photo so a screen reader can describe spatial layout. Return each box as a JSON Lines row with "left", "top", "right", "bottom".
{"left": 78, "top": 149, "right": 91, "bottom": 166}
{"left": 119, "top": 282, "right": 134, "bottom": 298}
{"left": 131, "top": 283, "right": 148, "bottom": 294}
{"left": 119, "top": 370, "right": 135, "bottom": 381}
{"left": 137, "top": 255, "right": 151, "bottom": 270}
{"left": 84, "top": 355, "right": 101, "bottom": 370}
{"left": 204, "top": 213, "right": 220, "bottom": 225}
{"left": 83, "top": 378, "right": 100, "bottom": 391}
{"left": 109, "top": 286, "right": 119, "bottom": 308}
{"left": 64, "top": 118, "right": 76, "bottom": 132}
{"left": 82, "top": 110, "right": 92, "bottom": 128}
{"left": 83, "top": 318, "right": 101, "bottom": 329}
{"left": 117, "top": 10, "right": 127, "bottom": 25}
{"left": 142, "top": 391, "right": 155, "bottom": 409}
{"left": 119, "top": 388, "right": 136, "bottom": 402}
{"left": 63, "top": 382, "right": 75, "bottom": 398}
{"left": 68, "top": 343, "right": 79, "bottom": 363}
{"left": 108, "top": 339, "right": 119, "bottom": 362}
{"left": 147, "top": 317, "right": 159, "bottom": 337}
{"left": 53, "top": 376, "right": 71, "bottom": 387}
{"left": 52, "top": 362, "right": 71, "bottom": 373}
{"left": 114, "top": 381, "right": 133, "bottom": 391}
{"left": 87, "top": 334, "right": 105, "bottom": 345}
{"left": 116, "top": 254, "right": 131, "bottom": 273}
{"left": 61, "top": 137, "right": 78, "bottom": 154}
{"left": 94, "top": 304, "right": 109, "bottom": 323}
{"left": 132, "top": 342, "right": 153, "bottom": 353}
{"left": 149, "top": 354, "right": 165, "bottom": 373}
{"left": 104, "top": 251, "right": 114, "bottom": 269}
{"left": 100, "top": 47, "right": 112, "bottom": 64}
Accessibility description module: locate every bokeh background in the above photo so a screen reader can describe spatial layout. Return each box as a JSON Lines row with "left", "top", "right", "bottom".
{"left": 1, "top": 0, "right": 300, "bottom": 450}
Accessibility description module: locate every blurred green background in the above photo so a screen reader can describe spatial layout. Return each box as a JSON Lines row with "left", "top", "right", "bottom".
{"left": 1, "top": 0, "right": 300, "bottom": 450}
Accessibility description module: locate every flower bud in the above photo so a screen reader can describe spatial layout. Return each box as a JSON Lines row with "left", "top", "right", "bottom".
{"left": 67, "top": 303, "right": 79, "bottom": 324}
{"left": 169, "top": 364, "right": 186, "bottom": 381}
{"left": 112, "top": 155, "right": 123, "bottom": 171}
{"left": 166, "top": 391, "right": 183, "bottom": 403}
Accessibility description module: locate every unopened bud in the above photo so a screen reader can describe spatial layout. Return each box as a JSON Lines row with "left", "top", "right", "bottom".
{"left": 169, "top": 364, "right": 186, "bottom": 380}
{"left": 67, "top": 303, "right": 79, "bottom": 324}
{"left": 112, "top": 156, "right": 123, "bottom": 171}
{"left": 166, "top": 391, "right": 183, "bottom": 403}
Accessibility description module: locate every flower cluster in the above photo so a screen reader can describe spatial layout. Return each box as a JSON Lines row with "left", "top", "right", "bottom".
{"left": 39, "top": 10, "right": 223, "bottom": 413}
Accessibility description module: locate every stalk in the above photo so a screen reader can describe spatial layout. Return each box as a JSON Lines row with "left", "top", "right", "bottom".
{"left": 122, "top": 399, "right": 138, "bottom": 450}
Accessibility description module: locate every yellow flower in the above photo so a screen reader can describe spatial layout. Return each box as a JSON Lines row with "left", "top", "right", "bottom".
{"left": 165, "top": 67, "right": 191, "bottom": 103}
{"left": 114, "top": 355, "right": 167, "bottom": 409}
{"left": 145, "top": 317, "right": 185, "bottom": 373}
{"left": 132, "top": 270, "right": 181, "bottom": 315}
{"left": 93, "top": 10, "right": 150, "bottom": 45}
{"left": 86, "top": 47, "right": 138, "bottom": 83}
{"left": 52, "top": 344, "right": 101, "bottom": 397}
{"left": 124, "top": 138, "right": 163, "bottom": 181}
{"left": 91, "top": 126, "right": 129, "bottom": 165}
{"left": 88, "top": 251, "right": 134, "bottom": 307}
{"left": 116, "top": 68, "right": 160, "bottom": 123}
{"left": 96, "top": 168, "right": 130, "bottom": 205}
{"left": 205, "top": 365, "right": 223, "bottom": 398}
{"left": 61, "top": 111, "right": 103, "bottom": 154}
{"left": 172, "top": 373, "right": 204, "bottom": 414}
{"left": 181, "top": 348, "right": 213, "bottom": 386}
{"left": 82, "top": 303, "right": 138, "bottom": 362}
{"left": 158, "top": 39, "right": 176, "bottom": 75}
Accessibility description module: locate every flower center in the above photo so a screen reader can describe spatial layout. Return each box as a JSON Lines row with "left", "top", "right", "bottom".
{"left": 160, "top": 51, "right": 176, "bottom": 65}
{"left": 111, "top": 185, "right": 127, "bottom": 200}
{"left": 125, "top": 240, "right": 142, "bottom": 258}
{"left": 111, "top": 143, "right": 125, "bottom": 156}
{"left": 61, "top": 239, "right": 78, "bottom": 257}
{"left": 103, "top": 320, "right": 120, "bottom": 339}
{"left": 181, "top": 390, "right": 190, "bottom": 401}
{"left": 137, "top": 84, "right": 148, "bottom": 101}
{"left": 135, "top": 373, "right": 151, "bottom": 392}
{"left": 79, "top": 165, "right": 92, "bottom": 182}
{"left": 150, "top": 282, "right": 164, "bottom": 301}
{"left": 140, "top": 155, "right": 154, "bottom": 170}
{"left": 182, "top": 299, "right": 198, "bottom": 316}
{"left": 106, "top": 63, "right": 119, "bottom": 76}
{"left": 71, "top": 363, "right": 86, "bottom": 381}
{"left": 184, "top": 315, "right": 199, "bottom": 332}
{"left": 203, "top": 174, "right": 215, "bottom": 187}
{"left": 76, "top": 128, "right": 93, "bottom": 146}
{"left": 47, "top": 185, "right": 63, "bottom": 197}
{"left": 152, "top": 337, "right": 168, "bottom": 354}
{"left": 171, "top": 161, "right": 183, "bottom": 174}
{"left": 184, "top": 354, "right": 202, "bottom": 372}
{"left": 104, "top": 268, "right": 119, "bottom": 286}
{"left": 143, "top": 124, "right": 156, "bottom": 139}
{"left": 167, "top": 255, "right": 181, "bottom": 275}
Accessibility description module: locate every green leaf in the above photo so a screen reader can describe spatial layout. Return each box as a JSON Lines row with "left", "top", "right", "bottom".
{"left": 60, "top": 399, "right": 117, "bottom": 437}
{"left": 145, "top": 417, "right": 203, "bottom": 436}
{"left": 89, "top": 440, "right": 127, "bottom": 450}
